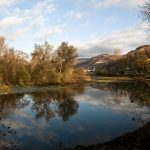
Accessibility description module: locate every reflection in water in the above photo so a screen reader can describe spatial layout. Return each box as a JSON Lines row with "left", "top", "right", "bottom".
{"left": 0, "top": 94, "right": 29, "bottom": 150}
{"left": 0, "top": 85, "right": 85, "bottom": 121}
{"left": 0, "top": 82, "right": 150, "bottom": 150}
{"left": 0, "top": 86, "right": 85, "bottom": 149}
{"left": 109, "top": 82, "right": 150, "bottom": 106}
{"left": 0, "top": 94, "right": 29, "bottom": 111}
{"left": 91, "top": 82, "right": 150, "bottom": 123}
{"left": 91, "top": 82, "right": 150, "bottom": 106}
{"left": 31, "top": 86, "right": 85, "bottom": 121}
{"left": 109, "top": 82, "right": 150, "bottom": 123}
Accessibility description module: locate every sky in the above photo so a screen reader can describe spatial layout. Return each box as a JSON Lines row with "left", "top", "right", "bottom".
{"left": 0, "top": 0, "right": 149, "bottom": 57}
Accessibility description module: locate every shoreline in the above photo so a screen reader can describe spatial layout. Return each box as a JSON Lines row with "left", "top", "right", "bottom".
{"left": 65, "top": 122, "right": 150, "bottom": 150}
{"left": 0, "top": 83, "right": 87, "bottom": 96}
{"left": 0, "top": 76, "right": 150, "bottom": 95}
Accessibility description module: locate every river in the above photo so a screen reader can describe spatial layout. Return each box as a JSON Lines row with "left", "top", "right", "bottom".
{"left": 0, "top": 82, "right": 150, "bottom": 150}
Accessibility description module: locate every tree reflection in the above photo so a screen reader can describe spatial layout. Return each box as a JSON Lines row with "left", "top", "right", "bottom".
{"left": 91, "top": 82, "right": 150, "bottom": 107}
{"left": 0, "top": 86, "right": 85, "bottom": 148}
{"left": 108, "top": 82, "right": 150, "bottom": 106}
{"left": 31, "top": 85, "right": 85, "bottom": 121}
{"left": 0, "top": 94, "right": 30, "bottom": 117}
{"left": 0, "top": 85, "right": 85, "bottom": 122}
{"left": 0, "top": 94, "right": 27, "bottom": 150}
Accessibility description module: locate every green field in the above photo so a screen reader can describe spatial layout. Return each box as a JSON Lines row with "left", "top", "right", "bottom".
{"left": 91, "top": 76, "right": 133, "bottom": 83}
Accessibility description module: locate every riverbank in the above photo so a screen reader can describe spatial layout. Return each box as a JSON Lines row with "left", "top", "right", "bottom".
{"left": 90, "top": 76, "right": 133, "bottom": 83}
{"left": 0, "top": 84, "right": 87, "bottom": 95}
{"left": 90, "top": 76, "right": 150, "bottom": 86}
{"left": 66, "top": 122, "right": 150, "bottom": 150}
{"left": 1, "top": 76, "right": 150, "bottom": 95}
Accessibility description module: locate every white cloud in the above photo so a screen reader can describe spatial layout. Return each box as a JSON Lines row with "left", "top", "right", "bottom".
{"left": 5, "top": 27, "right": 31, "bottom": 41}
{"left": 0, "top": 0, "right": 57, "bottom": 41}
{"left": 0, "top": 0, "right": 19, "bottom": 9}
{"left": 22, "top": 0, "right": 56, "bottom": 17}
{"left": 77, "top": 23, "right": 149, "bottom": 57}
{"left": 86, "top": 0, "right": 145, "bottom": 9}
{"left": 68, "top": 11, "right": 85, "bottom": 20}
{"left": 0, "top": 16, "right": 26, "bottom": 27}
{"left": 105, "top": 16, "right": 119, "bottom": 24}
{"left": 35, "top": 26, "right": 63, "bottom": 41}
{"left": 0, "top": 15, "right": 30, "bottom": 41}
{"left": 0, "top": 0, "right": 148, "bottom": 53}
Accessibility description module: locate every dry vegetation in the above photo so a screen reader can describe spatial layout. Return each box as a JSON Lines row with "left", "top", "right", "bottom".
{"left": 0, "top": 37, "right": 90, "bottom": 89}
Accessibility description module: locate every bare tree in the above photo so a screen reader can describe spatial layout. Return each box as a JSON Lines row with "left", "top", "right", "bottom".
{"left": 140, "top": 0, "right": 150, "bottom": 28}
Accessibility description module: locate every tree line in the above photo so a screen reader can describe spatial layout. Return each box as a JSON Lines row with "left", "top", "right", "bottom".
{"left": 0, "top": 36, "right": 89, "bottom": 87}
{"left": 96, "top": 45, "right": 150, "bottom": 77}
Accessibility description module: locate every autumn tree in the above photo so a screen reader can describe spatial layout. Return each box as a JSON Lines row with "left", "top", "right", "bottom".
{"left": 1, "top": 49, "right": 30, "bottom": 85}
{"left": 0, "top": 37, "right": 89, "bottom": 87}
{"left": 31, "top": 42, "right": 53, "bottom": 85}
{"left": 56, "top": 42, "right": 77, "bottom": 72}
{"left": 0, "top": 37, "right": 6, "bottom": 53}
{"left": 56, "top": 42, "right": 78, "bottom": 83}
{"left": 0, "top": 37, "right": 30, "bottom": 85}
{"left": 0, "top": 37, "right": 6, "bottom": 83}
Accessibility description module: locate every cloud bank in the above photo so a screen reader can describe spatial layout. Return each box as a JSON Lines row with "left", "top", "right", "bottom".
{"left": 77, "top": 23, "right": 149, "bottom": 57}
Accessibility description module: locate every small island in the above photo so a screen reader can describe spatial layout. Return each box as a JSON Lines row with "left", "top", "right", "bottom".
{"left": 0, "top": 37, "right": 90, "bottom": 95}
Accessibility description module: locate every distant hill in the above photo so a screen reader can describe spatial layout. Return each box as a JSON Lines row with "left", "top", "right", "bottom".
{"left": 125, "top": 45, "right": 150, "bottom": 58}
{"left": 76, "top": 45, "right": 150, "bottom": 76}
{"left": 106, "top": 45, "right": 150, "bottom": 75}
{"left": 76, "top": 54, "right": 121, "bottom": 71}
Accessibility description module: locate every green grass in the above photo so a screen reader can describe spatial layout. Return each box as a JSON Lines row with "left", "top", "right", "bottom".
{"left": 91, "top": 76, "right": 133, "bottom": 83}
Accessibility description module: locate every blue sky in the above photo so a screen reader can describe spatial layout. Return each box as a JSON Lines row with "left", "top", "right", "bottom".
{"left": 0, "top": 0, "right": 149, "bottom": 57}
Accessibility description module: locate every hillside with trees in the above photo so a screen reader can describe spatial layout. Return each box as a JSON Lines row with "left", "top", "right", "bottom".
{"left": 96, "top": 45, "right": 150, "bottom": 77}
{"left": 76, "top": 54, "right": 121, "bottom": 72}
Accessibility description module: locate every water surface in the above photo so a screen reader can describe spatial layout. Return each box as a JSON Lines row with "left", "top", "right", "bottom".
{"left": 0, "top": 82, "right": 150, "bottom": 150}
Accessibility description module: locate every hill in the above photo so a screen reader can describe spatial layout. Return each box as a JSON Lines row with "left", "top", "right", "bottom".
{"left": 76, "top": 54, "right": 121, "bottom": 71}
{"left": 76, "top": 45, "right": 150, "bottom": 77}
{"left": 105, "top": 45, "right": 150, "bottom": 76}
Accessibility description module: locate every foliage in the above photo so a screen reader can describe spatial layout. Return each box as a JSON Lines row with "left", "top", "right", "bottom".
{"left": 0, "top": 84, "right": 12, "bottom": 95}
{"left": 96, "top": 45, "right": 150, "bottom": 78}
{"left": 0, "top": 37, "right": 89, "bottom": 87}
{"left": 95, "top": 67, "right": 109, "bottom": 76}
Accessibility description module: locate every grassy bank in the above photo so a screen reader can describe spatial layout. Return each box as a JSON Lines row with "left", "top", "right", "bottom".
{"left": 91, "top": 76, "right": 133, "bottom": 83}
{"left": 0, "top": 76, "right": 149, "bottom": 95}
{"left": 0, "top": 83, "right": 88, "bottom": 96}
